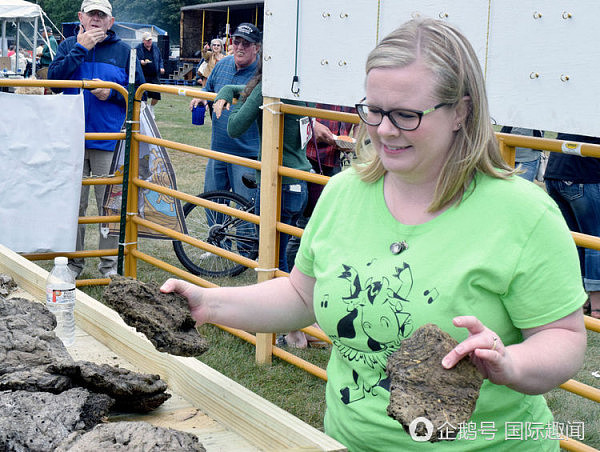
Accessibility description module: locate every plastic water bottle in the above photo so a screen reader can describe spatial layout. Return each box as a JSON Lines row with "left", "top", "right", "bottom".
{"left": 46, "top": 256, "right": 76, "bottom": 346}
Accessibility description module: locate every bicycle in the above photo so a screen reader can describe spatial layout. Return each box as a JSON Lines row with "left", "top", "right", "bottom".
{"left": 172, "top": 177, "right": 259, "bottom": 278}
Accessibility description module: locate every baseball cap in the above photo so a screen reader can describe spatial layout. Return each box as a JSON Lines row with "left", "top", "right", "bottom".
{"left": 43, "top": 26, "right": 52, "bottom": 34}
{"left": 80, "top": 0, "right": 112, "bottom": 16}
{"left": 142, "top": 32, "right": 152, "bottom": 41}
{"left": 231, "top": 23, "right": 261, "bottom": 43}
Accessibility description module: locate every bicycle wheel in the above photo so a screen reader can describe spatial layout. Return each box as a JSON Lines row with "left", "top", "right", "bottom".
{"left": 173, "top": 190, "right": 259, "bottom": 277}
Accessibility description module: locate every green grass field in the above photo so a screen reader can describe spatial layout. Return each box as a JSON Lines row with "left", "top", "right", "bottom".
{"left": 75, "top": 93, "right": 598, "bottom": 448}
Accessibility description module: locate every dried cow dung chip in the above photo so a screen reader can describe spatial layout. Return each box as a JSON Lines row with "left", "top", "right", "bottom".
{"left": 0, "top": 299, "right": 74, "bottom": 394}
{"left": 0, "top": 367, "right": 72, "bottom": 393}
{"left": 56, "top": 421, "right": 206, "bottom": 452}
{"left": 1, "top": 297, "right": 170, "bottom": 413}
{"left": 0, "top": 297, "right": 73, "bottom": 376}
{"left": 386, "top": 323, "right": 484, "bottom": 442}
{"left": 103, "top": 276, "right": 209, "bottom": 357}
{"left": 0, "top": 296, "right": 58, "bottom": 333}
{"left": 0, "top": 274, "right": 17, "bottom": 298}
{"left": 48, "top": 360, "right": 172, "bottom": 412}
{"left": 0, "top": 387, "right": 114, "bottom": 451}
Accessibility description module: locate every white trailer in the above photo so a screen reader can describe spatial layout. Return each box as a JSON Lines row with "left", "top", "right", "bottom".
{"left": 263, "top": 1, "right": 597, "bottom": 136}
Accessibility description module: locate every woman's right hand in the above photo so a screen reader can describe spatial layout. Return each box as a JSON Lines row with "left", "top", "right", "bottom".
{"left": 160, "top": 278, "right": 208, "bottom": 325}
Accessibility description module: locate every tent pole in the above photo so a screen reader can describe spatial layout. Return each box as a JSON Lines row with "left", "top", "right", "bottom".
{"left": 225, "top": 7, "right": 230, "bottom": 53}
{"left": 201, "top": 10, "right": 205, "bottom": 47}
{"left": 32, "top": 17, "right": 38, "bottom": 75}
{"left": 15, "top": 20, "right": 20, "bottom": 73}
{"left": 1, "top": 21, "right": 7, "bottom": 56}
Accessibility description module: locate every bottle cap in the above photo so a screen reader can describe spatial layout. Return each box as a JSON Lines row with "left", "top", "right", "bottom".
{"left": 54, "top": 256, "right": 68, "bottom": 265}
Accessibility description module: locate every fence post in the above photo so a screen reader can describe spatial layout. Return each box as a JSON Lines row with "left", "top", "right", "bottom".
{"left": 497, "top": 135, "right": 516, "bottom": 167}
{"left": 255, "top": 96, "right": 283, "bottom": 364}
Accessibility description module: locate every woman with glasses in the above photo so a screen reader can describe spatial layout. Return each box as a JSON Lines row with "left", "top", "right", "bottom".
{"left": 162, "top": 18, "right": 586, "bottom": 450}
{"left": 199, "top": 39, "right": 225, "bottom": 82}
{"left": 197, "top": 38, "right": 225, "bottom": 113}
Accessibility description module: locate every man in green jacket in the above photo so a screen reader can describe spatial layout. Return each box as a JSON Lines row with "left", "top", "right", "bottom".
{"left": 36, "top": 26, "right": 58, "bottom": 77}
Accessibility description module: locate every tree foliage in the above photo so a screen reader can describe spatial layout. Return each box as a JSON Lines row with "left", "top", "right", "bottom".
{"left": 38, "top": 0, "right": 224, "bottom": 40}
{"left": 37, "top": 0, "right": 79, "bottom": 29}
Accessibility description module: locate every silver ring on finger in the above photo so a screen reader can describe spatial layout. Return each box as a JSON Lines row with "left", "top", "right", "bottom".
{"left": 491, "top": 336, "right": 498, "bottom": 351}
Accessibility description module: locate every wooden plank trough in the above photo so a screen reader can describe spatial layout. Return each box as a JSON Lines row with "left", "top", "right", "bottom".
{"left": 0, "top": 244, "right": 345, "bottom": 452}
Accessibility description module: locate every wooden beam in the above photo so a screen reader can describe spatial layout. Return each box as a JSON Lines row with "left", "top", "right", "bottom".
{"left": 255, "top": 96, "right": 284, "bottom": 365}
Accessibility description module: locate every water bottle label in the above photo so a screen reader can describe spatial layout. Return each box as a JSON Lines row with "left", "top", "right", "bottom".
{"left": 47, "top": 288, "right": 75, "bottom": 304}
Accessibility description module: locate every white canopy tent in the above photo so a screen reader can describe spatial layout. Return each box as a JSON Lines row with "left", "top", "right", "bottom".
{"left": 0, "top": 0, "right": 52, "bottom": 74}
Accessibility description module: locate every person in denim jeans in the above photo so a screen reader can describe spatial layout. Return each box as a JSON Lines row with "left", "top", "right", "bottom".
{"left": 499, "top": 126, "right": 543, "bottom": 182}
{"left": 254, "top": 182, "right": 308, "bottom": 273}
{"left": 214, "top": 58, "right": 311, "bottom": 273}
{"left": 286, "top": 105, "right": 357, "bottom": 274}
{"left": 545, "top": 133, "right": 600, "bottom": 318}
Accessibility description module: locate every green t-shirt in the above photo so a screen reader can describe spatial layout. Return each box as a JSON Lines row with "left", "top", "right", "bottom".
{"left": 295, "top": 168, "right": 586, "bottom": 451}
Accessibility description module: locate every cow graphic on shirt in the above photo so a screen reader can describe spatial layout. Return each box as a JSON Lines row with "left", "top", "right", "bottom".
{"left": 325, "top": 261, "right": 438, "bottom": 404}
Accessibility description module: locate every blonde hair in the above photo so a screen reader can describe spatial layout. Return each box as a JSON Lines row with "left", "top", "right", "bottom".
{"left": 355, "top": 18, "right": 514, "bottom": 212}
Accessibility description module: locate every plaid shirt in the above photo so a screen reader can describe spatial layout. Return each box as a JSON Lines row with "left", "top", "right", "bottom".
{"left": 306, "top": 104, "right": 356, "bottom": 169}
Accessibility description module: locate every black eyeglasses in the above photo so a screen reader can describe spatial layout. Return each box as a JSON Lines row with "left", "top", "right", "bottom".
{"left": 355, "top": 102, "right": 450, "bottom": 131}
{"left": 232, "top": 38, "right": 252, "bottom": 48}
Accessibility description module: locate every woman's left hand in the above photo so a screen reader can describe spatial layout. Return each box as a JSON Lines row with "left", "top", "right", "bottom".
{"left": 442, "top": 316, "right": 515, "bottom": 386}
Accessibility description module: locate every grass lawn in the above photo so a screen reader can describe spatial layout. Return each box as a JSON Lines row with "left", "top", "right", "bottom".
{"left": 546, "top": 330, "right": 600, "bottom": 448}
{"left": 73, "top": 94, "right": 598, "bottom": 447}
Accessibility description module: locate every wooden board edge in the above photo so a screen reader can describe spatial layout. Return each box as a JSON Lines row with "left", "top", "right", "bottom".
{"left": 0, "top": 244, "right": 346, "bottom": 452}
{"left": 0, "top": 244, "right": 48, "bottom": 299}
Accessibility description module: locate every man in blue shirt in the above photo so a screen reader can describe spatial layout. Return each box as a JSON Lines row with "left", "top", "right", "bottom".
{"left": 190, "top": 23, "right": 261, "bottom": 200}
{"left": 49, "top": 0, "right": 144, "bottom": 278}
